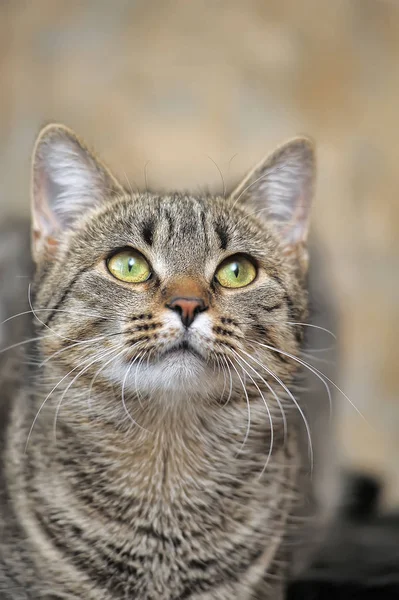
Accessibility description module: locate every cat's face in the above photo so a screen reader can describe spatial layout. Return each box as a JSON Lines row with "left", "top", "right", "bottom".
{"left": 31, "top": 125, "right": 314, "bottom": 405}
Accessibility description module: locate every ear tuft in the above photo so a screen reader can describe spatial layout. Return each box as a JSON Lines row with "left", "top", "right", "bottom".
{"left": 230, "top": 137, "right": 316, "bottom": 268}
{"left": 31, "top": 124, "right": 123, "bottom": 262}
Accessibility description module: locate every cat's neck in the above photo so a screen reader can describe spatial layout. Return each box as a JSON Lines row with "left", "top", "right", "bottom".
{"left": 15, "top": 366, "right": 288, "bottom": 500}
{"left": 6, "top": 367, "right": 296, "bottom": 553}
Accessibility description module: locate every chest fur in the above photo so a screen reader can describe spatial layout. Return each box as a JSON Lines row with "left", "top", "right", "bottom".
{"left": 8, "top": 395, "right": 300, "bottom": 599}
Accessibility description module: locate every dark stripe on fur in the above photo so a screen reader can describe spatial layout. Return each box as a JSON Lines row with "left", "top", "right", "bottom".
{"left": 141, "top": 219, "right": 155, "bottom": 246}
{"left": 214, "top": 221, "right": 229, "bottom": 250}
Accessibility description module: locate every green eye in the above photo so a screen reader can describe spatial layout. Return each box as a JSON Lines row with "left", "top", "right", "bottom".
{"left": 215, "top": 255, "right": 257, "bottom": 289}
{"left": 107, "top": 249, "right": 151, "bottom": 283}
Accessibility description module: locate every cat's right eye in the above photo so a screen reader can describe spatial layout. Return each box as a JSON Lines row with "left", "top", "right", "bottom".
{"left": 215, "top": 254, "right": 257, "bottom": 288}
{"left": 106, "top": 249, "right": 151, "bottom": 283}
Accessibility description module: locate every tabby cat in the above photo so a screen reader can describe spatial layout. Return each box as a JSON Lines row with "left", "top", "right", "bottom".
{"left": 0, "top": 125, "right": 334, "bottom": 599}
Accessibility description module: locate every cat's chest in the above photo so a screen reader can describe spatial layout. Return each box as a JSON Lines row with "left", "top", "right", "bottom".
{"left": 57, "top": 437, "right": 298, "bottom": 600}
{"left": 66, "top": 421, "right": 298, "bottom": 549}
{"left": 15, "top": 402, "right": 300, "bottom": 599}
{"left": 71, "top": 410, "right": 288, "bottom": 518}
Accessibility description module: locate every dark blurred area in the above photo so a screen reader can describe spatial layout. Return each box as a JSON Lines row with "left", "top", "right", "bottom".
{"left": 289, "top": 472, "right": 399, "bottom": 598}
{"left": 0, "top": 0, "right": 398, "bottom": 517}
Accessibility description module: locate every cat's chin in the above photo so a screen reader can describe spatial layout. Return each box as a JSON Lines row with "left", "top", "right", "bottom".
{"left": 107, "top": 350, "right": 223, "bottom": 397}
{"left": 134, "top": 351, "right": 218, "bottom": 396}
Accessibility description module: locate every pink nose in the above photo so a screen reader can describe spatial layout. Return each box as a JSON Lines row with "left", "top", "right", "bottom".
{"left": 166, "top": 297, "right": 207, "bottom": 328}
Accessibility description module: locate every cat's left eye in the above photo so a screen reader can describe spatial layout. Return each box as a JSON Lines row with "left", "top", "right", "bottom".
{"left": 215, "top": 255, "right": 257, "bottom": 289}
{"left": 107, "top": 249, "right": 151, "bottom": 283}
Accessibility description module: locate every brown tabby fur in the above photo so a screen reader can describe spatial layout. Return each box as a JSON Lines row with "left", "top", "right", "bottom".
{"left": 0, "top": 125, "right": 332, "bottom": 599}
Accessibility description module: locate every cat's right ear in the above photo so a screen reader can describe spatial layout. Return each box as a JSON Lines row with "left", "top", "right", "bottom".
{"left": 31, "top": 124, "right": 123, "bottom": 262}
{"left": 229, "top": 137, "right": 316, "bottom": 271}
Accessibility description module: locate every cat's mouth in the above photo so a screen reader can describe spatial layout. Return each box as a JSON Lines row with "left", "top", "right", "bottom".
{"left": 159, "top": 339, "right": 205, "bottom": 361}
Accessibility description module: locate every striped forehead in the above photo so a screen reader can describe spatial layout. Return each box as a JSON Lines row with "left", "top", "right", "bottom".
{"left": 138, "top": 195, "right": 227, "bottom": 262}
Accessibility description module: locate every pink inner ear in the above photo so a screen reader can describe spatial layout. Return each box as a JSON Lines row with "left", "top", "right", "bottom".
{"left": 32, "top": 165, "right": 62, "bottom": 261}
{"left": 32, "top": 167, "right": 60, "bottom": 240}
{"left": 229, "top": 139, "right": 315, "bottom": 253}
{"left": 278, "top": 191, "right": 310, "bottom": 248}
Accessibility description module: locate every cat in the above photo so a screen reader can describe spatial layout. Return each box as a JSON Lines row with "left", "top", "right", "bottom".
{"left": 0, "top": 124, "right": 336, "bottom": 599}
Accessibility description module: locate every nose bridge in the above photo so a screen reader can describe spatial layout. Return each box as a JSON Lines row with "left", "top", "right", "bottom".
{"left": 164, "top": 276, "right": 207, "bottom": 303}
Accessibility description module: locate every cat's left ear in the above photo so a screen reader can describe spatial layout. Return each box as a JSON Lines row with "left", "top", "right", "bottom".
{"left": 230, "top": 137, "right": 315, "bottom": 271}
{"left": 31, "top": 124, "right": 124, "bottom": 262}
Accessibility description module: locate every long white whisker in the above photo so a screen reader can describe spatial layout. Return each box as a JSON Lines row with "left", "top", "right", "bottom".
{"left": 231, "top": 352, "right": 274, "bottom": 478}
{"left": 25, "top": 345, "right": 122, "bottom": 452}
{"left": 121, "top": 350, "right": 151, "bottom": 433}
{"left": 28, "top": 284, "right": 98, "bottom": 344}
{"left": 207, "top": 155, "right": 226, "bottom": 198}
{"left": 287, "top": 322, "right": 337, "bottom": 340}
{"left": 224, "top": 355, "right": 234, "bottom": 408}
{"left": 38, "top": 333, "right": 124, "bottom": 368}
{"left": 218, "top": 354, "right": 234, "bottom": 408}
{"left": 231, "top": 318, "right": 336, "bottom": 336}
{"left": 1, "top": 307, "right": 122, "bottom": 327}
{"left": 0, "top": 334, "right": 54, "bottom": 355}
{"left": 253, "top": 340, "right": 369, "bottom": 424}
{"left": 214, "top": 354, "right": 227, "bottom": 403}
{"left": 231, "top": 347, "right": 287, "bottom": 443}
{"left": 226, "top": 356, "right": 251, "bottom": 454}
{"left": 133, "top": 350, "right": 148, "bottom": 410}
{"left": 250, "top": 341, "right": 332, "bottom": 422}
{"left": 52, "top": 345, "right": 127, "bottom": 441}
{"left": 301, "top": 351, "right": 334, "bottom": 364}
{"left": 239, "top": 349, "right": 313, "bottom": 472}
{"left": 86, "top": 343, "right": 142, "bottom": 411}
{"left": 230, "top": 170, "right": 272, "bottom": 210}
{"left": 122, "top": 169, "right": 139, "bottom": 195}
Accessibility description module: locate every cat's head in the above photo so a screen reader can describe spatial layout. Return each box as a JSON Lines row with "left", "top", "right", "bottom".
{"left": 31, "top": 124, "right": 314, "bottom": 404}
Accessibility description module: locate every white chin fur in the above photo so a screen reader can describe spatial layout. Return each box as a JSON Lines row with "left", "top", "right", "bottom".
{"left": 107, "top": 352, "right": 223, "bottom": 398}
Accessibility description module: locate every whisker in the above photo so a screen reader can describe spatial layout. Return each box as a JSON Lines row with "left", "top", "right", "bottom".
{"left": 122, "top": 169, "right": 140, "bottom": 195}
{"left": 38, "top": 332, "right": 126, "bottom": 368}
{"left": 230, "top": 351, "right": 274, "bottom": 478}
{"left": 224, "top": 355, "right": 234, "bottom": 408}
{"left": 53, "top": 345, "right": 127, "bottom": 441}
{"left": 28, "top": 284, "right": 98, "bottom": 344}
{"left": 207, "top": 155, "right": 226, "bottom": 198}
{"left": 230, "top": 170, "right": 272, "bottom": 211}
{"left": 25, "top": 344, "right": 123, "bottom": 452}
{"left": 0, "top": 334, "right": 54, "bottom": 356}
{"left": 133, "top": 350, "right": 149, "bottom": 410}
{"left": 252, "top": 340, "right": 369, "bottom": 425}
{"left": 227, "top": 153, "right": 238, "bottom": 176}
{"left": 86, "top": 341, "right": 143, "bottom": 411}
{"left": 216, "top": 353, "right": 233, "bottom": 407}
{"left": 217, "top": 354, "right": 228, "bottom": 403}
{"left": 121, "top": 349, "right": 151, "bottom": 433}
{"left": 144, "top": 160, "right": 150, "bottom": 191}
{"left": 39, "top": 338, "right": 108, "bottom": 368}
{"left": 238, "top": 348, "right": 314, "bottom": 472}
{"left": 226, "top": 356, "right": 251, "bottom": 454}
{"left": 234, "top": 198, "right": 310, "bottom": 228}
{"left": 218, "top": 354, "right": 233, "bottom": 408}
{"left": 230, "top": 347, "right": 287, "bottom": 444}
{"left": 287, "top": 322, "right": 337, "bottom": 340}
{"left": 300, "top": 351, "right": 334, "bottom": 364}
{"left": 1, "top": 307, "right": 123, "bottom": 327}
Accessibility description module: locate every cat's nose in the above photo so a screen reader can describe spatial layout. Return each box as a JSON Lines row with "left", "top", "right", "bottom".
{"left": 166, "top": 297, "right": 208, "bottom": 328}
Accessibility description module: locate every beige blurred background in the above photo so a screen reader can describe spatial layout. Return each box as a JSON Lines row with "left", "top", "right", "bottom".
{"left": 0, "top": 0, "right": 398, "bottom": 502}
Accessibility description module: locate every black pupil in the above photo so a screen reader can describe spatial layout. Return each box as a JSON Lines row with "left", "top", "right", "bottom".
{"left": 127, "top": 257, "right": 135, "bottom": 272}
{"left": 232, "top": 263, "right": 239, "bottom": 278}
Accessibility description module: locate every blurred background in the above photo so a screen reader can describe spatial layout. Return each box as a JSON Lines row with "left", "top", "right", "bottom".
{"left": 0, "top": 0, "right": 398, "bottom": 503}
